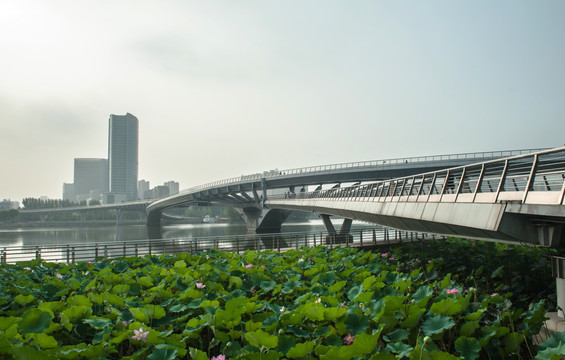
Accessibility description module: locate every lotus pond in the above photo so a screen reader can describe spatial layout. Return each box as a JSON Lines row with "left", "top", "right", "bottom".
{"left": 1, "top": 237, "right": 565, "bottom": 359}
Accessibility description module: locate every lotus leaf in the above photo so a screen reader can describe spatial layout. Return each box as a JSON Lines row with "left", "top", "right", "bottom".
{"left": 420, "top": 315, "right": 455, "bottom": 336}
{"left": 455, "top": 336, "right": 481, "bottom": 360}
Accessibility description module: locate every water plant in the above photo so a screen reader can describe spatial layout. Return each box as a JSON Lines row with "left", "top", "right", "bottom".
{"left": 0, "top": 238, "right": 562, "bottom": 359}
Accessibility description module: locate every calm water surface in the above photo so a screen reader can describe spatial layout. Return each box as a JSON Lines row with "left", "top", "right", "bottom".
{"left": 0, "top": 220, "right": 374, "bottom": 248}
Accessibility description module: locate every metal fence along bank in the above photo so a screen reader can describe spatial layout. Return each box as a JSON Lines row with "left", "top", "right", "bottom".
{"left": 0, "top": 227, "right": 437, "bottom": 265}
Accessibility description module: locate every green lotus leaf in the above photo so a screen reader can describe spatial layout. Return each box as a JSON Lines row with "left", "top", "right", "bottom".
{"left": 535, "top": 341, "right": 565, "bottom": 360}
{"left": 430, "top": 297, "right": 465, "bottom": 316}
{"left": 384, "top": 328, "right": 409, "bottom": 342}
{"left": 83, "top": 318, "right": 112, "bottom": 330}
{"left": 286, "top": 341, "right": 315, "bottom": 359}
{"left": 229, "top": 276, "right": 243, "bottom": 289}
{"left": 503, "top": 332, "right": 523, "bottom": 354}
{"left": 412, "top": 285, "right": 434, "bottom": 305}
{"left": 439, "top": 274, "right": 452, "bottom": 289}
{"left": 223, "top": 340, "right": 242, "bottom": 357}
{"left": 455, "top": 336, "right": 481, "bottom": 360}
{"left": 277, "top": 335, "right": 296, "bottom": 355}
{"left": 429, "top": 350, "right": 462, "bottom": 359}
{"left": 112, "top": 260, "right": 129, "bottom": 273}
{"left": 324, "top": 307, "right": 347, "bottom": 321}
{"left": 18, "top": 308, "right": 53, "bottom": 335}
{"left": 0, "top": 316, "right": 18, "bottom": 331}
{"left": 14, "top": 294, "right": 35, "bottom": 306}
{"left": 215, "top": 308, "right": 242, "bottom": 329}
{"left": 538, "top": 329, "right": 565, "bottom": 351}
{"left": 0, "top": 334, "right": 12, "bottom": 353}
{"left": 169, "top": 303, "right": 188, "bottom": 313}
{"left": 148, "top": 347, "right": 178, "bottom": 360}
{"left": 344, "top": 313, "right": 370, "bottom": 334}
{"left": 67, "top": 295, "right": 92, "bottom": 308}
{"left": 245, "top": 320, "right": 262, "bottom": 332}
{"left": 399, "top": 304, "right": 425, "bottom": 328}
{"left": 174, "top": 260, "right": 187, "bottom": 268}
{"left": 304, "top": 303, "right": 325, "bottom": 321}
{"left": 260, "top": 280, "right": 277, "bottom": 292}
{"left": 460, "top": 321, "right": 478, "bottom": 337}
{"left": 188, "top": 347, "right": 209, "bottom": 360}
{"left": 286, "top": 325, "right": 311, "bottom": 338}
{"left": 225, "top": 297, "right": 250, "bottom": 312}
{"left": 11, "top": 346, "right": 53, "bottom": 360}
{"left": 328, "top": 280, "right": 347, "bottom": 293}
{"left": 361, "top": 275, "right": 377, "bottom": 289}
{"left": 137, "top": 276, "right": 154, "bottom": 288}
{"left": 347, "top": 285, "right": 363, "bottom": 301}
{"left": 245, "top": 329, "right": 278, "bottom": 349}
{"left": 112, "top": 284, "right": 130, "bottom": 295}
{"left": 349, "top": 331, "right": 382, "bottom": 355}
{"left": 464, "top": 309, "right": 485, "bottom": 321}
{"left": 421, "top": 315, "right": 455, "bottom": 336}
{"left": 28, "top": 333, "right": 58, "bottom": 349}
{"left": 94, "top": 262, "right": 111, "bottom": 270}
{"left": 282, "top": 280, "right": 302, "bottom": 294}
{"left": 386, "top": 341, "right": 413, "bottom": 357}
{"left": 319, "top": 345, "right": 358, "bottom": 360}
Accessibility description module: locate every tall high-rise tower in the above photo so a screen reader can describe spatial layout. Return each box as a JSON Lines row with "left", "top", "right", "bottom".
{"left": 108, "top": 113, "right": 138, "bottom": 201}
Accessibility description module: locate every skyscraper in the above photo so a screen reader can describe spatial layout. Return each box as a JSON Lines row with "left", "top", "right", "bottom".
{"left": 108, "top": 113, "right": 138, "bottom": 202}
{"left": 74, "top": 158, "right": 108, "bottom": 201}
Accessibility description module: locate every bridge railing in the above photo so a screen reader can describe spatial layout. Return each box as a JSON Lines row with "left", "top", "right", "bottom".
{"left": 176, "top": 148, "right": 547, "bottom": 196}
{"left": 269, "top": 147, "right": 565, "bottom": 206}
{"left": 0, "top": 227, "right": 436, "bottom": 265}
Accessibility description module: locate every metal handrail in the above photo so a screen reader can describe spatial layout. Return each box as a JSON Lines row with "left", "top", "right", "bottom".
{"left": 0, "top": 227, "right": 434, "bottom": 264}
{"left": 176, "top": 148, "right": 547, "bottom": 196}
{"left": 268, "top": 147, "right": 565, "bottom": 206}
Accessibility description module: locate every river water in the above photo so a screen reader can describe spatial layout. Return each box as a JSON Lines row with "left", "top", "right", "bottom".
{"left": 0, "top": 219, "right": 376, "bottom": 248}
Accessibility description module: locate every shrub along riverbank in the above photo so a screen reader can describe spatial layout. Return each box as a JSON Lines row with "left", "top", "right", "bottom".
{"left": 0, "top": 238, "right": 564, "bottom": 359}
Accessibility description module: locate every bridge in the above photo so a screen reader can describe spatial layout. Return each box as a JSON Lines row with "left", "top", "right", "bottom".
{"left": 151, "top": 145, "right": 565, "bottom": 318}
{"left": 19, "top": 201, "right": 149, "bottom": 224}
{"left": 147, "top": 148, "right": 543, "bottom": 232}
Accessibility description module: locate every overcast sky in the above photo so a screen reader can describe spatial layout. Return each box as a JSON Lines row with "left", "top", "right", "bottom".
{"left": 1, "top": 1, "right": 564, "bottom": 203}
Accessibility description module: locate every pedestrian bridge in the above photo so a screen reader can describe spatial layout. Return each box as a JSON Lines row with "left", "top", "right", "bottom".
{"left": 147, "top": 148, "right": 543, "bottom": 231}
{"left": 265, "top": 147, "right": 565, "bottom": 249}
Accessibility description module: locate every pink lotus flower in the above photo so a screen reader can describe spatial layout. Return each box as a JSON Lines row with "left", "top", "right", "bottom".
{"left": 195, "top": 282, "right": 206, "bottom": 289}
{"left": 132, "top": 327, "right": 149, "bottom": 342}
{"left": 245, "top": 264, "right": 253, "bottom": 269}
{"left": 381, "top": 253, "right": 388, "bottom": 258}
{"left": 56, "top": 273, "right": 63, "bottom": 279}
{"left": 343, "top": 333, "right": 355, "bottom": 345}
{"left": 211, "top": 355, "right": 226, "bottom": 360}
{"left": 446, "top": 288, "right": 459, "bottom": 295}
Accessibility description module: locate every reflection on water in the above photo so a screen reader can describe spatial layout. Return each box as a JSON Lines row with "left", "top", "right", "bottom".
{"left": 0, "top": 219, "right": 375, "bottom": 248}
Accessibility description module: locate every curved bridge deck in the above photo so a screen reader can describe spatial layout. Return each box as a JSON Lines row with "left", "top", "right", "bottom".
{"left": 266, "top": 147, "right": 565, "bottom": 247}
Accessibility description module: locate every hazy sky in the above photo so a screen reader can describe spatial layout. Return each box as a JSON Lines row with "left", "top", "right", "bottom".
{"left": 1, "top": 1, "right": 564, "bottom": 203}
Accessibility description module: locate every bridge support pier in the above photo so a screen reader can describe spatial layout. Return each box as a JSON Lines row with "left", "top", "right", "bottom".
{"left": 321, "top": 214, "right": 353, "bottom": 244}
{"left": 240, "top": 207, "right": 263, "bottom": 234}
{"left": 115, "top": 209, "right": 122, "bottom": 226}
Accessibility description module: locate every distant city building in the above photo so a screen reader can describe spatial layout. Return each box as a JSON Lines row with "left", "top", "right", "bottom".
{"left": 62, "top": 183, "right": 75, "bottom": 201}
{"left": 138, "top": 180, "right": 150, "bottom": 200}
{"left": 0, "top": 199, "right": 19, "bottom": 210}
{"left": 141, "top": 181, "right": 180, "bottom": 200}
{"left": 73, "top": 158, "right": 108, "bottom": 201}
{"left": 152, "top": 185, "right": 170, "bottom": 199}
{"left": 108, "top": 113, "right": 138, "bottom": 202}
{"left": 164, "top": 181, "right": 179, "bottom": 195}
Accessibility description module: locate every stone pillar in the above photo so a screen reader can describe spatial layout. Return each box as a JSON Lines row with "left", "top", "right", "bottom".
{"left": 321, "top": 215, "right": 353, "bottom": 244}
{"left": 241, "top": 207, "right": 263, "bottom": 234}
